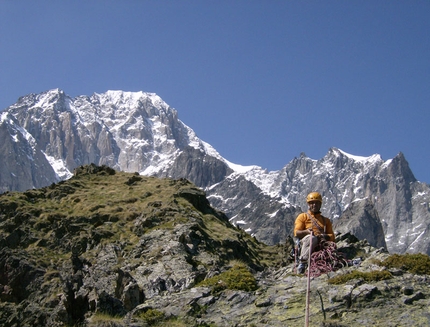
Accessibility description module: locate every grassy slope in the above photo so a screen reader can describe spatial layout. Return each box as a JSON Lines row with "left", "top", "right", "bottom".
{"left": 0, "top": 165, "right": 284, "bottom": 271}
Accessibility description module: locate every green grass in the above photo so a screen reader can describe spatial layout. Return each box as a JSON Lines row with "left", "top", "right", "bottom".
{"left": 379, "top": 253, "right": 430, "bottom": 275}
{"left": 87, "top": 312, "right": 124, "bottom": 326}
{"left": 135, "top": 308, "right": 165, "bottom": 325}
{"left": 198, "top": 263, "right": 258, "bottom": 293}
{"left": 327, "top": 270, "right": 392, "bottom": 285}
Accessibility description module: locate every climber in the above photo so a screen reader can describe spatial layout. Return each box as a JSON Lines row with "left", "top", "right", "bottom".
{"left": 294, "top": 192, "right": 335, "bottom": 274}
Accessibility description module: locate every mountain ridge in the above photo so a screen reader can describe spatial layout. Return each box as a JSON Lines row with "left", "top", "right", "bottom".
{"left": 1, "top": 89, "right": 430, "bottom": 255}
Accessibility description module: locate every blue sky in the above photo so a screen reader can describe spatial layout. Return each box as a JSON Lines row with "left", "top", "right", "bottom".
{"left": 1, "top": 1, "right": 429, "bottom": 183}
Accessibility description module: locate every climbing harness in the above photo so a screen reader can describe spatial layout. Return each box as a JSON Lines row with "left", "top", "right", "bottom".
{"left": 307, "top": 212, "right": 326, "bottom": 235}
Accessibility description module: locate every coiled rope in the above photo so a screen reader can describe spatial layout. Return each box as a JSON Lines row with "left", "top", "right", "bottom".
{"left": 308, "top": 240, "right": 348, "bottom": 277}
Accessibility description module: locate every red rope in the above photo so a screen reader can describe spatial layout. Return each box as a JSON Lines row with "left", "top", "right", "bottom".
{"left": 308, "top": 240, "right": 348, "bottom": 277}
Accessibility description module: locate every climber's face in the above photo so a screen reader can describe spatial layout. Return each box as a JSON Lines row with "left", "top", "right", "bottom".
{"left": 308, "top": 200, "right": 321, "bottom": 213}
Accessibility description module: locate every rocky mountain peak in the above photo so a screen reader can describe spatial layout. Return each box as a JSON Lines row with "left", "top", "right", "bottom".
{"left": 386, "top": 151, "right": 417, "bottom": 183}
{"left": 89, "top": 90, "right": 174, "bottom": 121}
{"left": 12, "top": 88, "right": 68, "bottom": 113}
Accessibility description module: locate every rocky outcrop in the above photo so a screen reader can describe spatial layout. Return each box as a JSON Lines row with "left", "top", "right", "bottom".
{"left": 333, "top": 198, "right": 387, "bottom": 249}
{"left": 163, "top": 146, "right": 234, "bottom": 188}
{"left": 0, "top": 112, "right": 59, "bottom": 192}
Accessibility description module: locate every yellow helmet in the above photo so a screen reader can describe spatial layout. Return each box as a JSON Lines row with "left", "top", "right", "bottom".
{"left": 306, "top": 192, "right": 322, "bottom": 203}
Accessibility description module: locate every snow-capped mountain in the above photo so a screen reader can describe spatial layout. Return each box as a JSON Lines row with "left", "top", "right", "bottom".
{"left": 1, "top": 89, "right": 430, "bottom": 255}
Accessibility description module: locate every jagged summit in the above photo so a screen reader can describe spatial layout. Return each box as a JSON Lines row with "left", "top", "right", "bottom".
{"left": 332, "top": 147, "right": 383, "bottom": 162}
{"left": 7, "top": 89, "right": 199, "bottom": 177}
{"left": 1, "top": 89, "right": 430, "bottom": 255}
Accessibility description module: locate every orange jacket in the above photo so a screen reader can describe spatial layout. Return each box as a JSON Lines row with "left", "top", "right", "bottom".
{"left": 294, "top": 211, "right": 335, "bottom": 242}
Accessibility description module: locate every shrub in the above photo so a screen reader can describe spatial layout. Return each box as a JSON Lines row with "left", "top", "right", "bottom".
{"left": 327, "top": 270, "right": 392, "bottom": 285}
{"left": 152, "top": 317, "right": 217, "bottom": 327}
{"left": 380, "top": 253, "right": 430, "bottom": 275}
{"left": 88, "top": 312, "right": 124, "bottom": 327}
{"left": 135, "top": 308, "right": 165, "bottom": 326}
{"left": 198, "top": 264, "right": 257, "bottom": 293}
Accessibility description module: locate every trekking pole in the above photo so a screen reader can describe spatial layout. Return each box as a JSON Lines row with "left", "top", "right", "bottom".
{"left": 305, "top": 231, "right": 313, "bottom": 327}
{"left": 294, "top": 237, "right": 300, "bottom": 273}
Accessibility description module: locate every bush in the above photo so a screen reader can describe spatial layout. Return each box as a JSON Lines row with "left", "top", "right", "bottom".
{"left": 88, "top": 312, "right": 124, "bottom": 327}
{"left": 328, "top": 270, "right": 392, "bottom": 285}
{"left": 380, "top": 253, "right": 430, "bottom": 275}
{"left": 135, "top": 308, "right": 165, "bottom": 326}
{"left": 198, "top": 264, "right": 258, "bottom": 293}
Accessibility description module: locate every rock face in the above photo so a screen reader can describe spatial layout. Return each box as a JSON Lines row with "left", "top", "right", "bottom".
{"left": 333, "top": 198, "right": 387, "bottom": 249}
{"left": 0, "top": 166, "right": 429, "bottom": 327}
{"left": 0, "top": 112, "right": 58, "bottom": 192}
{"left": 1, "top": 90, "right": 430, "bottom": 255}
